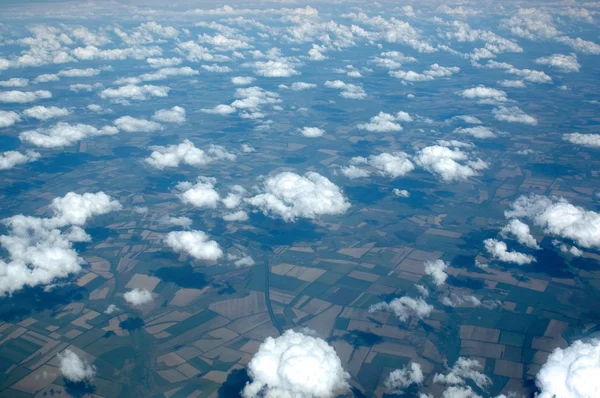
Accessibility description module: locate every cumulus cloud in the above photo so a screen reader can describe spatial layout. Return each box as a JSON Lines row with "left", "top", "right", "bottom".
{"left": 124, "top": 288, "right": 153, "bottom": 306}
{"left": 0, "top": 90, "right": 51, "bottom": 103}
{"left": 23, "top": 105, "right": 70, "bottom": 120}
{"left": 390, "top": 64, "right": 459, "bottom": 82}
{"left": 324, "top": 80, "right": 366, "bottom": 99}
{"left": 300, "top": 127, "right": 324, "bottom": 137}
{"left": 415, "top": 145, "right": 488, "bottom": 182}
{"left": 460, "top": 86, "right": 508, "bottom": 103}
{"left": 484, "top": 239, "right": 535, "bottom": 265}
{"left": 247, "top": 172, "right": 350, "bottom": 222}
{"left": 176, "top": 177, "right": 221, "bottom": 208}
{"left": 152, "top": 106, "right": 186, "bottom": 124}
{"left": 536, "top": 339, "right": 600, "bottom": 398}
{"left": 492, "top": 106, "right": 537, "bottom": 125}
{"left": 563, "top": 133, "right": 600, "bottom": 148}
{"left": 0, "top": 110, "right": 21, "bottom": 128}
{"left": 289, "top": 82, "right": 317, "bottom": 91}
{"left": 424, "top": 259, "right": 448, "bottom": 286}
{"left": 342, "top": 152, "right": 415, "bottom": 180}
{"left": 99, "top": 84, "right": 169, "bottom": 102}
{"left": 0, "top": 78, "right": 29, "bottom": 87}
{"left": 161, "top": 216, "right": 193, "bottom": 228}
{"left": 243, "top": 329, "right": 350, "bottom": 398}
{"left": 114, "top": 116, "right": 162, "bottom": 132}
{"left": 231, "top": 76, "right": 255, "bottom": 85}
{"left": 0, "top": 150, "right": 40, "bottom": 170}
{"left": 115, "top": 66, "right": 199, "bottom": 85}
{"left": 57, "top": 349, "right": 96, "bottom": 382}
{"left": 73, "top": 45, "right": 162, "bottom": 61}
{"left": 147, "top": 57, "right": 182, "bottom": 68}
{"left": 164, "top": 230, "right": 223, "bottom": 261}
{"left": 357, "top": 111, "right": 412, "bottom": 132}
{"left": 371, "top": 51, "right": 417, "bottom": 70}
{"left": 535, "top": 53, "right": 580, "bottom": 73}
{"left": 201, "top": 104, "right": 237, "bottom": 115}
{"left": 253, "top": 59, "right": 299, "bottom": 77}
{"left": 501, "top": 219, "right": 540, "bottom": 249}
{"left": 20, "top": 122, "right": 118, "bottom": 148}
{"left": 145, "top": 139, "right": 235, "bottom": 169}
{"left": 505, "top": 194, "right": 600, "bottom": 249}
{"left": 223, "top": 210, "right": 249, "bottom": 222}
{"left": 0, "top": 192, "right": 121, "bottom": 295}
{"left": 434, "top": 357, "right": 491, "bottom": 391}
{"left": 385, "top": 363, "right": 424, "bottom": 394}
{"left": 454, "top": 126, "right": 496, "bottom": 139}
{"left": 369, "top": 296, "right": 433, "bottom": 322}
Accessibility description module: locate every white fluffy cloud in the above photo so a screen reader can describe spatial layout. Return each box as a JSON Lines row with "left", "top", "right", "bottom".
{"left": 115, "top": 67, "right": 199, "bottom": 85}
{"left": 23, "top": 105, "right": 70, "bottom": 120}
{"left": 535, "top": 54, "right": 580, "bottom": 73}
{"left": 0, "top": 192, "right": 121, "bottom": 295}
{"left": 342, "top": 152, "right": 414, "bottom": 180}
{"left": 324, "top": 80, "right": 366, "bottom": 99}
{"left": 506, "top": 194, "right": 600, "bottom": 249}
{"left": 145, "top": 139, "right": 235, "bottom": 169}
{"left": 536, "top": 339, "right": 600, "bottom": 398}
{"left": 393, "top": 189, "right": 410, "bottom": 198}
{"left": 563, "top": 133, "right": 600, "bottom": 148}
{"left": 243, "top": 329, "right": 350, "bottom": 398}
{"left": 484, "top": 239, "right": 536, "bottom": 265}
{"left": 20, "top": 122, "right": 119, "bottom": 148}
{"left": 247, "top": 172, "right": 350, "bottom": 222}
{"left": 0, "top": 150, "right": 40, "bottom": 170}
{"left": 385, "top": 363, "right": 424, "bottom": 394}
{"left": 424, "top": 259, "right": 448, "bottom": 286}
{"left": 300, "top": 127, "right": 324, "bottom": 137}
{"left": 123, "top": 288, "right": 153, "bottom": 306}
{"left": 501, "top": 219, "right": 540, "bottom": 249}
{"left": 454, "top": 126, "right": 496, "bottom": 139}
{"left": 357, "top": 111, "right": 412, "bottom": 132}
{"left": 164, "top": 230, "right": 223, "bottom": 261}
{"left": 434, "top": 357, "right": 491, "bottom": 391}
{"left": 0, "top": 90, "right": 51, "bottom": 103}
{"left": 114, "top": 116, "right": 162, "bottom": 132}
{"left": 99, "top": 84, "right": 169, "bottom": 102}
{"left": 58, "top": 349, "right": 96, "bottom": 382}
{"left": 0, "top": 110, "right": 21, "bottom": 128}
{"left": 152, "top": 106, "right": 186, "bottom": 124}
{"left": 492, "top": 106, "right": 537, "bottom": 125}
{"left": 369, "top": 296, "right": 433, "bottom": 322}
{"left": 0, "top": 78, "right": 29, "bottom": 87}
{"left": 460, "top": 86, "right": 508, "bottom": 103}
{"left": 161, "top": 216, "right": 192, "bottom": 228}
{"left": 231, "top": 76, "right": 255, "bottom": 85}
{"left": 176, "top": 177, "right": 221, "bottom": 208}
{"left": 415, "top": 145, "right": 488, "bottom": 182}
{"left": 253, "top": 60, "right": 299, "bottom": 77}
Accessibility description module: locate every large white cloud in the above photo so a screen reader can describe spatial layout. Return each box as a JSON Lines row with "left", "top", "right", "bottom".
{"left": 57, "top": 349, "right": 96, "bottom": 382}
{"left": 424, "top": 259, "right": 448, "bottom": 286}
{"left": 460, "top": 86, "right": 508, "bottom": 103}
{"left": 247, "top": 171, "right": 350, "bottom": 221}
{"left": 0, "top": 150, "right": 40, "bottom": 170}
{"left": 152, "top": 106, "right": 186, "bottom": 124}
{"left": 123, "top": 288, "right": 153, "bottom": 306}
{"left": 0, "top": 110, "right": 21, "bottom": 128}
{"left": 99, "top": 84, "right": 169, "bottom": 102}
{"left": 454, "top": 126, "right": 496, "bottom": 139}
{"left": 492, "top": 106, "right": 537, "bottom": 125}
{"left": 415, "top": 145, "right": 488, "bottom": 182}
{"left": 324, "top": 80, "right": 366, "bottom": 99}
{"left": 357, "top": 111, "right": 412, "bottom": 132}
{"left": 23, "top": 105, "right": 70, "bottom": 120}
{"left": 114, "top": 116, "right": 162, "bottom": 132}
{"left": 243, "top": 329, "right": 350, "bottom": 398}
{"left": 0, "top": 90, "right": 51, "bottom": 103}
{"left": 176, "top": 177, "right": 221, "bottom": 208}
{"left": 484, "top": 239, "right": 535, "bottom": 265}
{"left": 145, "top": 139, "right": 235, "bottom": 169}
{"left": 505, "top": 194, "right": 600, "bottom": 249}
{"left": 0, "top": 192, "right": 121, "bottom": 295}
{"left": 369, "top": 296, "right": 433, "bottom": 322}
{"left": 0, "top": 78, "right": 29, "bottom": 87}
{"left": 300, "top": 127, "right": 324, "bottom": 137}
{"left": 164, "top": 230, "right": 223, "bottom": 261}
{"left": 563, "top": 133, "right": 600, "bottom": 148}
{"left": 385, "top": 363, "right": 424, "bottom": 394}
{"left": 501, "top": 218, "right": 540, "bottom": 249}
{"left": 342, "top": 152, "right": 415, "bottom": 180}
{"left": 434, "top": 357, "right": 491, "bottom": 391}
{"left": 536, "top": 339, "right": 600, "bottom": 398}
{"left": 20, "top": 122, "right": 119, "bottom": 148}
{"left": 115, "top": 66, "right": 198, "bottom": 85}
{"left": 535, "top": 53, "right": 580, "bottom": 73}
